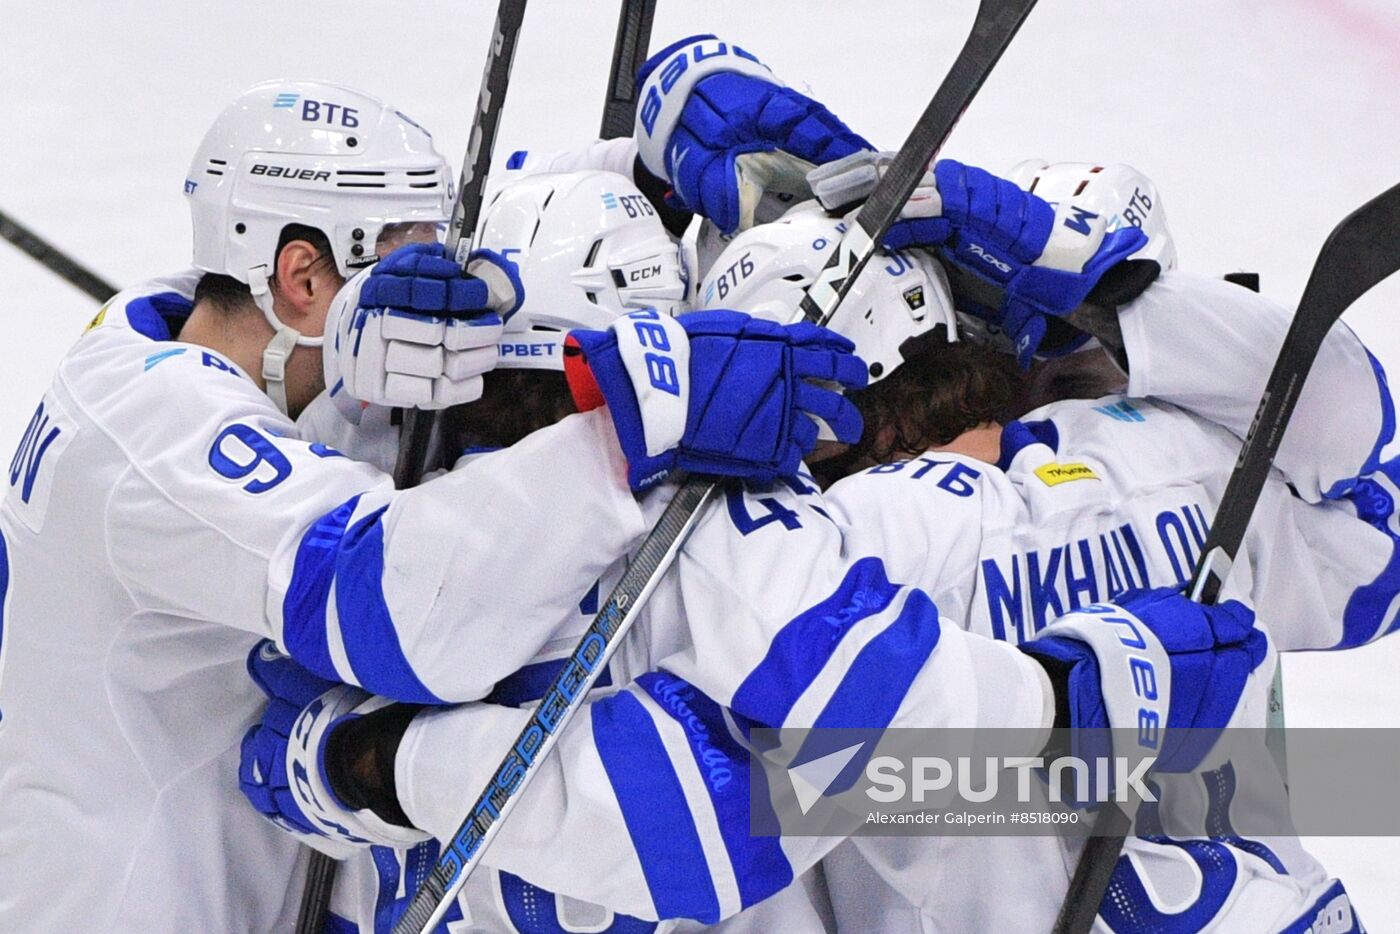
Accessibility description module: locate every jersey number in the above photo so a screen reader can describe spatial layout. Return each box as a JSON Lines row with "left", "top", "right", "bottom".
{"left": 207, "top": 424, "right": 342, "bottom": 494}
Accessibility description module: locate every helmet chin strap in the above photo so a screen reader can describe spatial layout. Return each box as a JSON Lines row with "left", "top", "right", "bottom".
{"left": 248, "top": 264, "right": 325, "bottom": 416}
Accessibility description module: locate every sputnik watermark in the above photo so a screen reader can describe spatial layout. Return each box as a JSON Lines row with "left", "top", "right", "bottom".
{"left": 864, "top": 755, "right": 1156, "bottom": 806}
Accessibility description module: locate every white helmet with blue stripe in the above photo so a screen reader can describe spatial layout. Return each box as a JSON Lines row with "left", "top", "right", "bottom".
{"left": 474, "top": 170, "right": 686, "bottom": 370}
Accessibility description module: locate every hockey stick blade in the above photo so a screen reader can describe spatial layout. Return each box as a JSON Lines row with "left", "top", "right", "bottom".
{"left": 0, "top": 209, "right": 117, "bottom": 302}
{"left": 599, "top": 0, "right": 657, "bottom": 139}
{"left": 1053, "top": 180, "right": 1400, "bottom": 934}
{"left": 393, "top": 3, "right": 1038, "bottom": 931}
{"left": 393, "top": 0, "right": 530, "bottom": 490}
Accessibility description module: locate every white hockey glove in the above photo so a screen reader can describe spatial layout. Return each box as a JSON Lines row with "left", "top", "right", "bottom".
{"left": 325, "top": 243, "right": 517, "bottom": 411}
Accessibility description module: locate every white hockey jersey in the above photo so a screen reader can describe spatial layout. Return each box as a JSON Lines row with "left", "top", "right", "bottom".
{"left": 0, "top": 278, "right": 658, "bottom": 932}
{"left": 374, "top": 273, "right": 1388, "bottom": 933}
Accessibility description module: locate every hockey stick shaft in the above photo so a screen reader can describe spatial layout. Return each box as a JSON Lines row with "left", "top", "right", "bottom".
{"left": 294, "top": 850, "right": 338, "bottom": 934}
{"left": 393, "top": 0, "right": 530, "bottom": 490}
{"left": 599, "top": 0, "right": 657, "bottom": 139}
{"left": 303, "top": 5, "right": 531, "bottom": 927}
{"left": 1054, "top": 180, "right": 1400, "bottom": 934}
{"left": 0, "top": 209, "right": 116, "bottom": 302}
{"left": 392, "top": 3, "right": 1038, "bottom": 931}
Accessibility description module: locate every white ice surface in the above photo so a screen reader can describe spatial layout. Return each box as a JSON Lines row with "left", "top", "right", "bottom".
{"left": 3, "top": 0, "right": 1398, "bottom": 926}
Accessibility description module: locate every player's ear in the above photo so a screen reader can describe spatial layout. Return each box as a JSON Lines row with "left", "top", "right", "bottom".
{"left": 272, "top": 238, "right": 342, "bottom": 334}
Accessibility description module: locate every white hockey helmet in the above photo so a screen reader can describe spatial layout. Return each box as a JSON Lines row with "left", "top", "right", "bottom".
{"left": 475, "top": 170, "right": 686, "bottom": 370}
{"left": 186, "top": 80, "right": 451, "bottom": 413}
{"left": 186, "top": 80, "right": 452, "bottom": 327}
{"left": 698, "top": 201, "right": 957, "bottom": 383}
{"left": 1007, "top": 160, "right": 1177, "bottom": 271}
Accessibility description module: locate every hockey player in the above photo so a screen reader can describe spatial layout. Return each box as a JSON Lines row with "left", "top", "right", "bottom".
{"left": 243, "top": 167, "right": 1389, "bottom": 931}
{"left": 0, "top": 82, "right": 864, "bottom": 932}
{"left": 236, "top": 42, "right": 1383, "bottom": 931}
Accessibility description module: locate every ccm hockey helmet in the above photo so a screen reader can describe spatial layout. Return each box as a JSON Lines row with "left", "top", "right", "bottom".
{"left": 698, "top": 201, "right": 957, "bottom": 383}
{"left": 1007, "top": 160, "right": 1177, "bottom": 271}
{"left": 475, "top": 170, "right": 685, "bottom": 370}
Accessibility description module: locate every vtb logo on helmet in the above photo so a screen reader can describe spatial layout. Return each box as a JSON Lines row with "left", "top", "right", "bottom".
{"left": 477, "top": 170, "right": 687, "bottom": 371}
{"left": 1006, "top": 160, "right": 1177, "bottom": 272}
{"left": 698, "top": 201, "right": 958, "bottom": 384}
{"left": 184, "top": 79, "right": 453, "bottom": 346}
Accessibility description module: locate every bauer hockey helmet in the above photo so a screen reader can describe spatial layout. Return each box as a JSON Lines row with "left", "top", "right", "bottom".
{"left": 185, "top": 80, "right": 452, "bottom": 330}
{"left": 475, "top": 170, "right": 686, "bottom": 370}
{"left": 1007, "top": 160, "right": 1177, "bottom": 271}
{"left": 186, "top": 80, "right": 451, "bottom": 413}
{"left": 698, "top": 201, "right": 957, "bottom": 383}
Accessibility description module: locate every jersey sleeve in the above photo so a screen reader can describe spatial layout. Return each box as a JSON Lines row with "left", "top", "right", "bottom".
{"left": 1118, "top": 273, "right": 1400, "bottom": 649}
{"left": 392, "top": 480, "right": 1051, "bottom": 923}
{"left": 67, "top": 328, "right": 648, "bottom": 703}
{"left": 1118, "top": 271, "right": 1387, "bottom": 503}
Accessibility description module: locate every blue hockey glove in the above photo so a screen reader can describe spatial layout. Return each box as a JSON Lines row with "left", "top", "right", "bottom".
{"left": 634, "top": 34, "right": 872, "bottom": 234}
{"left": 332, "top": 242, "right": 516, "bottom": 409}
{"left": 879, "top": 160, "right": 1148, "bottom": 366}
{"left": 238, "top": 641, "right": 429, "bottom": 856}
{"left": 1022, "top": 587, "right": 1271, "bottom": 799}
{"left": 565, "top": 308, "right": 867, "bottom": 491}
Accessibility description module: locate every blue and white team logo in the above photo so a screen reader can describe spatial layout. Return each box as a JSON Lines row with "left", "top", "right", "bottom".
{"left": 272, "top": 91, "right": 360, "bottom": 127}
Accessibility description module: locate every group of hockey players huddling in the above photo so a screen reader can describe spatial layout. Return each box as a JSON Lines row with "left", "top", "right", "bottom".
{"left": 1, "top": 32, "right": 1391, "bottom": 933}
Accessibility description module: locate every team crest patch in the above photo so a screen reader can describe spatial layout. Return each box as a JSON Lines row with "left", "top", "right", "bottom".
{"left": 1034, "top": 461, "right": 1098, "bottom": 487}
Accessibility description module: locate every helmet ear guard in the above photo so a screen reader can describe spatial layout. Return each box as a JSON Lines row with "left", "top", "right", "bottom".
{"left": 476, "top": 170, "right": 687, "bottom": 371}
{"left": 697, "top": 200, "right": 959, "bottom": 384}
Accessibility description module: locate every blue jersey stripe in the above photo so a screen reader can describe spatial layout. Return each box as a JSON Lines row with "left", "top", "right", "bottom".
{"left": 1338, "top": 351, "right": 1400, "bottom": 646}
{"left": 794, "top": 588, "right": 943, "bottom": 797}
{"left": 593, "top": 691, "right": 721, "bottom": 923}
{"left": 638, "top": 672, "right": 793, "bottom": 911}
{"left": 731, "top": 557, "right": 899, "bottom": 730}
{"left": 0, "top": 529, "right": 8, "bottom": 726}
{"left": 282, "top": 495, "right": 361, "bottom": 681}
{"left": 334, "top": 507, "right": 444, "bottom": 703}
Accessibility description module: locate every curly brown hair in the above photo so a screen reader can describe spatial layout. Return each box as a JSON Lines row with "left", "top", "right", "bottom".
{"left": 848, "top": 332, "right": 1026, "bottom": 463}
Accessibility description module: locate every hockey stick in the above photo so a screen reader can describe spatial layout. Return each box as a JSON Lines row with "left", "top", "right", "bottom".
{"left": 391, "top": 3, "right": 1040, "bottom": 931}
{"left": 392, "top": 0, "right": 530, "bottom": 490}
{"left": 0, "top": 208, "right": 116, "bottom": 302}
{"left": 599, "top": 0, "right": 657, "bottom": 139}
{"left": 295, "top": 3, "right": 532, "bottom": 927}
{"left": 1053, "top": 180, "right": 1400, "bottom": 934}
